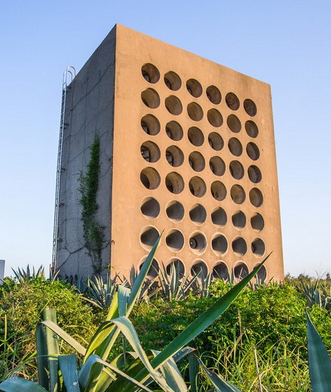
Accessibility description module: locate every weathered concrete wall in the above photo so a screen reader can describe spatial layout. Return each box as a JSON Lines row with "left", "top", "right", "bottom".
{"left": 0, "top": 260, "right": 4, "bottom": 281}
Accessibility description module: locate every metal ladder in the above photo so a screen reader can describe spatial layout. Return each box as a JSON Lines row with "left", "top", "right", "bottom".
{"left": 51, "top": 66, "right": 76, "bottom": 277}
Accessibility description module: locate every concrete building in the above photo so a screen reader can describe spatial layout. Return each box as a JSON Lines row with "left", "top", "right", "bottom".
{"left": 53, "top": 24, "right": 284, "bottom": 282}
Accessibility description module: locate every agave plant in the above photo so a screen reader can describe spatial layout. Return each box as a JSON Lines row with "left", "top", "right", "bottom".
{"left": 84, "top": 275, "right": 118, "bottom": 309}
{"left": 0, "top": 237, "right": 268, "bottom": 392}
{"left": 11, "top": 265, "right": 45, "bottom": 283}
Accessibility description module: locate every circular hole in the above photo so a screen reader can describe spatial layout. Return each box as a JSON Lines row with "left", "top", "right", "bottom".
{"left": 254, "top": 264, "right": 267, "bottom": 282}
{"left": 212, "top": 234, "right": 228, "bottom": 255}
{"left": 187, "top": 102, "right": 203, "bottom": 121}
{"left": 246, "top": 142, "right": 260, "bottom": 160}
{"left": 141, "top": 197, "right": 160, "bottom": 219}
{"left": 189, "top": 204, "right": 207, "bottom": 224}
{"left": 248, "top": 165, "right": 262, "bottom": 183}
{"left": 141, "top": 88, "right": 160, "bottom": 108}
{"left": 252, "top": 238, "right": 265, "bottom": 256}
{"left": 165, "top": 95, "right": 183, "bottom": 115}
{"left": 140, "top": 226, "right": 160, "bottom": 249}
{"left": 226, "top": 92, "right": 240, "bottom": 110}
{"left": 188, "top": 127, "right": 204, "bottom": 146}
{"left": 244, "top": 99, "right": 257, "bottom": 116}
{"left": 209, "top": 156, "right": 225, "bottom": 176}
{"left": 211, "top": 181, "right": 226, "bottom": 201}
{"left": 213, "top": 262, "right": 229, "bottom": 280}
{"left": 228, "top": 138, "right": 243, "bottom": 156}
{"left": 232, "top": 237, "right": 247, "bottom": 255}
{"left": 140, "top": 258, "right": 159, "bottom": 279}
{"left": 165, "top": 172, "right": 184, "bottom": 194}
{"left": 189, "top": 151, "right": 205, "bottom": 172}
{"left": 166, "top": 200, "right": 184, "bottom": 222}
{"left": 230, "top": 184, "right": 246, "bottom": 204}
{"left": 140, "top": 167, "right": 161, "bottom": 190}
{"left": 191, "top": 261, "right": 208, "bottom": 278}
{"left": 166, "top": 146, "right": 184, "bottom": 167}
{"left": 234, "top": 262, "right": 249, "bottom": 279}
{"left": 189, "top": 232, "right": 207, "bottom": 254}
{"left": 141, "top": 63, "right": 160, "bottom": 83}
{"left": 211, "top": 207, "right": 227, "bottom": 227}
{"left": 249, "top": 188, "right": 263, "bottom": 207}
{"left": 186, "top": 78, "right": 202, "bottom": 97}
{"left": 229, "top": 160, "right": 244, "bottom": 180}
{"left": 206, "top": 85, "right": 222, "bottom": 104}
{"left": 166, "top": 259, "right": 185, "bottom": 278}
{"left": 227, "top": 114, "right": 241, "bottom": 133}
{"left": 251, "top": 213, "right": 264, "bottom": 231}
{"left": 189, "top": 177, "right": 206, "bottom": 197}
{"left": 164, "top": 71, "right": 182, "bottom": 91}
{"left": 141, "top": 115, "right": 160, "bottom": 135}
{"left": 140, "top": 141, "right": 160, "bottom": 163}
{"left": 166, "top": 229, "right": 184, "bottom": 251}
{"left": 165, "top": 121, "right": 183, "bottom": 141}
{"left": 232, "top": 211, "right": 246, "bottom": 229}
{"left": 207, "top": 109, "right": 223, "bottom": 127}
{"left": 245, "top": 121, "right": 259, "bottom": 138}
{"left": 208, "top": 132, "right": 224, "bottom": 151}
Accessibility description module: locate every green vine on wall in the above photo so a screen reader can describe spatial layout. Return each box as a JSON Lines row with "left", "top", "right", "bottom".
{"left": 78, "top": 136, "right": 105, "bottom": 275}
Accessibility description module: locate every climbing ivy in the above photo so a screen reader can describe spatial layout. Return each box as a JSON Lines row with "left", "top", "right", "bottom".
{"left": 78, "top": 136, "right": 105, "bottom": 275}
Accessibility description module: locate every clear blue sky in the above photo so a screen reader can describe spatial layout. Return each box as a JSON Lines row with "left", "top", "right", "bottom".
{"left": 1, "top": 1, "right": 330, "bottom": 278}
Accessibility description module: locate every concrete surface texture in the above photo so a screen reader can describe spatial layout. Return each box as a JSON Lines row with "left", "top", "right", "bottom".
{"left": 55, "top": 24, "right": 284, "bottom": 282}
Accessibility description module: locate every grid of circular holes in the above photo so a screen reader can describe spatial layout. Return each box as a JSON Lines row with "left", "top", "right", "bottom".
{"left": 189, "top": 176, "right": 206, "bottom": 197}
{"left": 213, "top": 262, "right": 229, "bottom": 280}
{"left": 141, "top": 197, "right": 160, "bottom": 219}
{"left": 140, "top": 258, "right": 159, "bottom": 279}
{"left": 251, "top": 213, "right": 264, "bottom": 231}
{"left": 244, "top": 99, "right": 257, "bottom": 117}
{"left": 140, "top": 226, "right": 159, "bottom": 250}
{"left": 248, "top": 165, "right": 262, "bottom": 183}
{"left": 230, "top": 184, "right": 246, "bottom": 204}
{"left": 232, "top": 211, "right": 246, "bottom": 229}
{"left": 165, "top": 95, "right": 182, "bottom": 115}
{"left": 211, "top": 207, "right": 227, "bottom": 227}
{"left": 166, "top": 200, "right": 184, "bottom": 222}
{"left": 141, "top": 88, "right": 160, "bottom": 108}
{"left": 249, "top": 188, "right": 263, "bottom": 207}
{"left": 245, "top": 121, "right": 259, "bottom": 138}
{"left": 188, "top": 127, "right": 204, "bottom": 146}
{"left": 141, "top": 115, "right": 160, "bottom": 135}
{"left": 189, "top": 232, "right": 207, "bottom": 254}
{"left": 140, "top": 141, "right": 160, "bottom": 163}
{"left": 226, "top": 92, "right": 240, "bottom": 110}
{"left": 227, "top": 114, "right": 241, "bottom": 133}
{"left": 189, "top": 151, "right": 205, "bottom": 172}
{"left": 206, "top": 85, "right": 221, "bottom": 104}
{"left": 189, "top": 204, "right": 207, "bottom": 224}
{"left": 212, "top": 234, "right": 228, "bottom": 255}
{"left": 166, "top": 229, "right": 184, "bottom": 251}
{"left": 187, "top": 102, "right": 203, "bottom": 121}
{"left": 229, "top": 160, "right": 244, "bottom": 180}
{"left": 166, "top": 259, "right": 185, "bottom": 278}
{"left": 254, "top": 264, "right": 267, "bottom": 282}
{"left": 232, "top": 237, "right": 247, "bottom": 255}
{"left": 186, "top": 78, "right": 202, "bottom": 97}
{"left": 246, "top": 142, "right": 260, "bottom": 160}
{"left": 228, "top": 138, "right": 243, "bottom": 156}
{"left": 141, "top": 63, "right": 160, "bottom": 83}
{"left": 165, "top": 121, "right": 183, "bottom": 141}
{"left": 208, "top": 132, "right": 224, "bottom": 151}
{"left": 234, "top": 262, "right": 249, "bottom": 279}
{"left": 252, "top": 238, "right": 265, "bottom": 256}
{"left": 166, "top": 172, "right": 184, "bottom": 194}
{"left": 210, "top": 156, "right": 225, "bottom": 176}
{"left": 140, "top": 167, "right": 161, "bottom": 190}
{"left": 191, "top": 260, "right": 208, "bottom": 278}
{"left": 211, "top": 181, "right": 226, "bottom": 201}
{"left": 164, "top": 71, "right": 182, "bottom": 91}
{"left": 166, "top": 146, "right": 184, "bottom": 167}
{"left": 207, "top": 109, "right": 223, "bottom": 127}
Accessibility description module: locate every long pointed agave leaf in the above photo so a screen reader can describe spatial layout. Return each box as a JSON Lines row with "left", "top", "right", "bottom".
{"left": 0, "top": 378, "right": 48, "bottom": 392}
{"left": 307, "top": 313, "right": 331, "bottom": 392}
{"left": 58, "top": 355, "right": 80, "bottom": 392}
